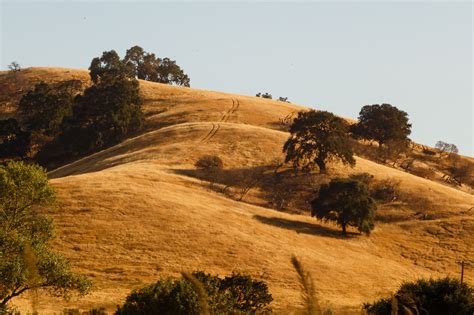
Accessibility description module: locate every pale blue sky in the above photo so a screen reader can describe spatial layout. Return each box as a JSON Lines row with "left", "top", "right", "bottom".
{"left": 1, "top": 1, "right": 472, "bottom": 155}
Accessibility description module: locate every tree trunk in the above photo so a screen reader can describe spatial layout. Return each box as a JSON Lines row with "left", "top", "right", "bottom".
{"left": 341, "top": 223, "right": 347, "bottom": 236}
{"left": 315, "top": 156, "right": 327, "bottom": 173}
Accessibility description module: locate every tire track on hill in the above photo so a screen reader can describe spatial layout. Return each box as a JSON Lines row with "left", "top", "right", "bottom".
{"left": 200, "top": 123, "right": 217, "bottom": 142}
{"left": 221, "top": 98, "right": 240, "bottom": 122}
{"left": 200, "top": 98, "right": 240, "bottom": 143}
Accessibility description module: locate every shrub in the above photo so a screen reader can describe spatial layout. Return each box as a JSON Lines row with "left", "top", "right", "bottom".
{"left": 115, "top": 272, "right": 272, "bottom": 315}
{"left": 370, "top": 179, "right": 400, "bottom": 203}
{"left": 349, "top": 172, "right": 374, "bottom": 187}
{"left": 195, "top": 155, "right": 224, "bottom": 170}
{"left": 363, "top": 277, "right": 474, "bottom": 315}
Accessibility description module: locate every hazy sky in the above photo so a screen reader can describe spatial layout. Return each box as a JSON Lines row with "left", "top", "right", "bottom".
{"left": 1, "top": 1, "right": 472, "bottom": 155}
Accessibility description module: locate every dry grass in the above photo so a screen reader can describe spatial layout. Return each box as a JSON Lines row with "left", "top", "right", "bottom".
{"left": 2, "top": 68, "right": 472, "bottom": 314}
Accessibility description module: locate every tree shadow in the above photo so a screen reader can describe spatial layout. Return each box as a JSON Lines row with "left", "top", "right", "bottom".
{"left": 172, "top": 164, "right": 327, "bottom": 212}
{"left": 253, "top": 214, "right": 359, "bottom": 239}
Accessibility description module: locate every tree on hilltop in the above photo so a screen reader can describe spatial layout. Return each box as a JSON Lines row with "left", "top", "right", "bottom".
{"left": 89, "top": 50, "right": 135, "bottom": 85}
{"left": 283, "top": 110, "right": 355, "bottom": 173}
{"left": 351, "top": 104, "right": 412, "bottom": 146}
{"left": 123, "top": 45, "right": 190, "bottom": 87}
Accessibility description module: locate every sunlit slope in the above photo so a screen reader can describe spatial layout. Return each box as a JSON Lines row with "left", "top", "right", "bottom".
{"left": 40, "top": 162, "right": 472, "bottom": 312}
{"left": 42, "top": 122, "right": 473, "bottom": 312}
{"left": 2, "top": 68, "right": 472, "bottom": 312}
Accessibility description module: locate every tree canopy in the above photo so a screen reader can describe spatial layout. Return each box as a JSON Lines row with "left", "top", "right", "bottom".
{"left": 123, "top": 45, "right": 190, "bottom": 87}
{"left": 18, "top": 81, "right": 74, "bottom": 136}
{"left": 311, "top": 178, "right": 376, "bottom": 235}
{"left": 89, "top": 50, "right": 135, "bottom": 85}
{"left": 0, "top": 118, "right": 30, "bottom": 159}
{"left": 351, "top": 104, "right": 412, "bottom": 146}
{"left": 0, "top": 161, "right": 91, "bottom": 308}
{"left": 60, "top": 72, "right": 143, "bottom": 156}
{"left": 283, "top": 110, "right": 355, "bottom": 173}
{"left": 364, "top": 277, "right": 474, "bottom": 315}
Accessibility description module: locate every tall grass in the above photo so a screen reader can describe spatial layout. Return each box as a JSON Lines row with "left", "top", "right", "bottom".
{"left": 291, "top": 255, "right": 321, "bottom": 315}
{"left": 181, "top": 272, "right": 210, "bottom": 315}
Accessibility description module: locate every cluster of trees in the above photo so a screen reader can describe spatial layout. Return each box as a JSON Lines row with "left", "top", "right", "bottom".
{"left": 279, "top": 104, "right": 413, "bottom": 235}
{"left": 255, "top": 92, "right": 291, "bottom": 103}
{"left": 123, "top": 46, "right": 190, "bottom": 87}
{"left": 283, "top": 104, "right": 411, "bottom": 175}
{"left": 1, "top": 46, "right": 190, "bottom": 164}
{"left": 0, "top": 50, "right": 144, "bottom": 164}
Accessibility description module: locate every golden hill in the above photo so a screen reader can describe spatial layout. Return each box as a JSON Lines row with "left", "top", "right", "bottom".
{"left": 2, "top": 68, "right": 473, "bottom": 313}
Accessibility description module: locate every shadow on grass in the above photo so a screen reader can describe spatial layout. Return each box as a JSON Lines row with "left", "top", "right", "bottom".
{"left": 253, "top": 215, "right": 359, "bottom": 239}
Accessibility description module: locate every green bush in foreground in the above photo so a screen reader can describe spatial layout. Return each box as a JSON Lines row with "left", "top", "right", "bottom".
{"left": 115, "top": 272, "right": 272, "bottom": 315}
{"left": 363, "top": 277, "right": 474, "bottom": 315}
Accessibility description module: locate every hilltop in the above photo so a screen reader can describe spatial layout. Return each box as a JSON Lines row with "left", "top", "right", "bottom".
{"left": 1, "top": 68, "right": 472, "bottom": 313}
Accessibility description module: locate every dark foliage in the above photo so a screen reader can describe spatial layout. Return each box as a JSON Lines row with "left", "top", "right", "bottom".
{"left": 123, "top": 45, "right": 190, "bottom": 87}
{"left": 370, "top": 179, "right": 400, "bottom": 203}
{"left": 363, "top": 277, "right": 474, "bottom": 315}
{"left": 18, "top": 81, "right": 74, "bottom": 136}
{"left": 351, "top": 104, "right": 411, "bottom": 146}
{"left": 0, "top": 118, "right": 30, "bottom": 159}
{"left": 283, "top": 110, "right": 355, "bottom": 173}
{"left": 89, "top": 50, "right": 135, "bottom": 85}
{"left": 256, "top": 92, "right": 272, "bottom": 99}
{"left": 311, "top": 178, "right": 376, "bottom": 235}
{"left": 195, "top": 155, "right": 224, "bottom": 170}
{"left": 38, "top": 50, "right": 144, "bottom": 159}
{"left": 115, "top": 272, "right": 272, "bottom": 315}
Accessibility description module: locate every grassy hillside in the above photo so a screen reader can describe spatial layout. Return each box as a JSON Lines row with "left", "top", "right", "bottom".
{"left": 2, "top": 68, "right": 472, "bottom": 313}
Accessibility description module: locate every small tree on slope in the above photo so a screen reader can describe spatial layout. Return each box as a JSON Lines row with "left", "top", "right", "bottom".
{"left": 311, "top": 178, "right": 376, "bottom": 235}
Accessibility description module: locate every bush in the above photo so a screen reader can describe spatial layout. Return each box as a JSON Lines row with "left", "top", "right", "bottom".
{"left": 349, "top": 172, "right": 374, "bottom": 187}
{"left": 370, "top": 179, "right": 400, "bottom": 203}
{"left": 363, "top": 277, "right": 474, "bottom": 315}
{"left": 195, "top": 155, "right": 224, "bottom": 170}
{"left": 115, "top": 272, "right": 272, "bottom": 315}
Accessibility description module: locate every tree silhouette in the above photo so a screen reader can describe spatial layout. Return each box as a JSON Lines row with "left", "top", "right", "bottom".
{"left": 283, "top": 110, "right": 355, "bottom": 173}
{"left": 311, "top": 178, "right": 376, "bottom": 235}
{"left": 352, "top": 104, "right": 412, "bottom": 146}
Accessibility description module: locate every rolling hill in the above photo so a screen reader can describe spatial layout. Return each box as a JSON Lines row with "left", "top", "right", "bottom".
{"left": 1, "top": 68, "right": 472, "bottom": 313}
